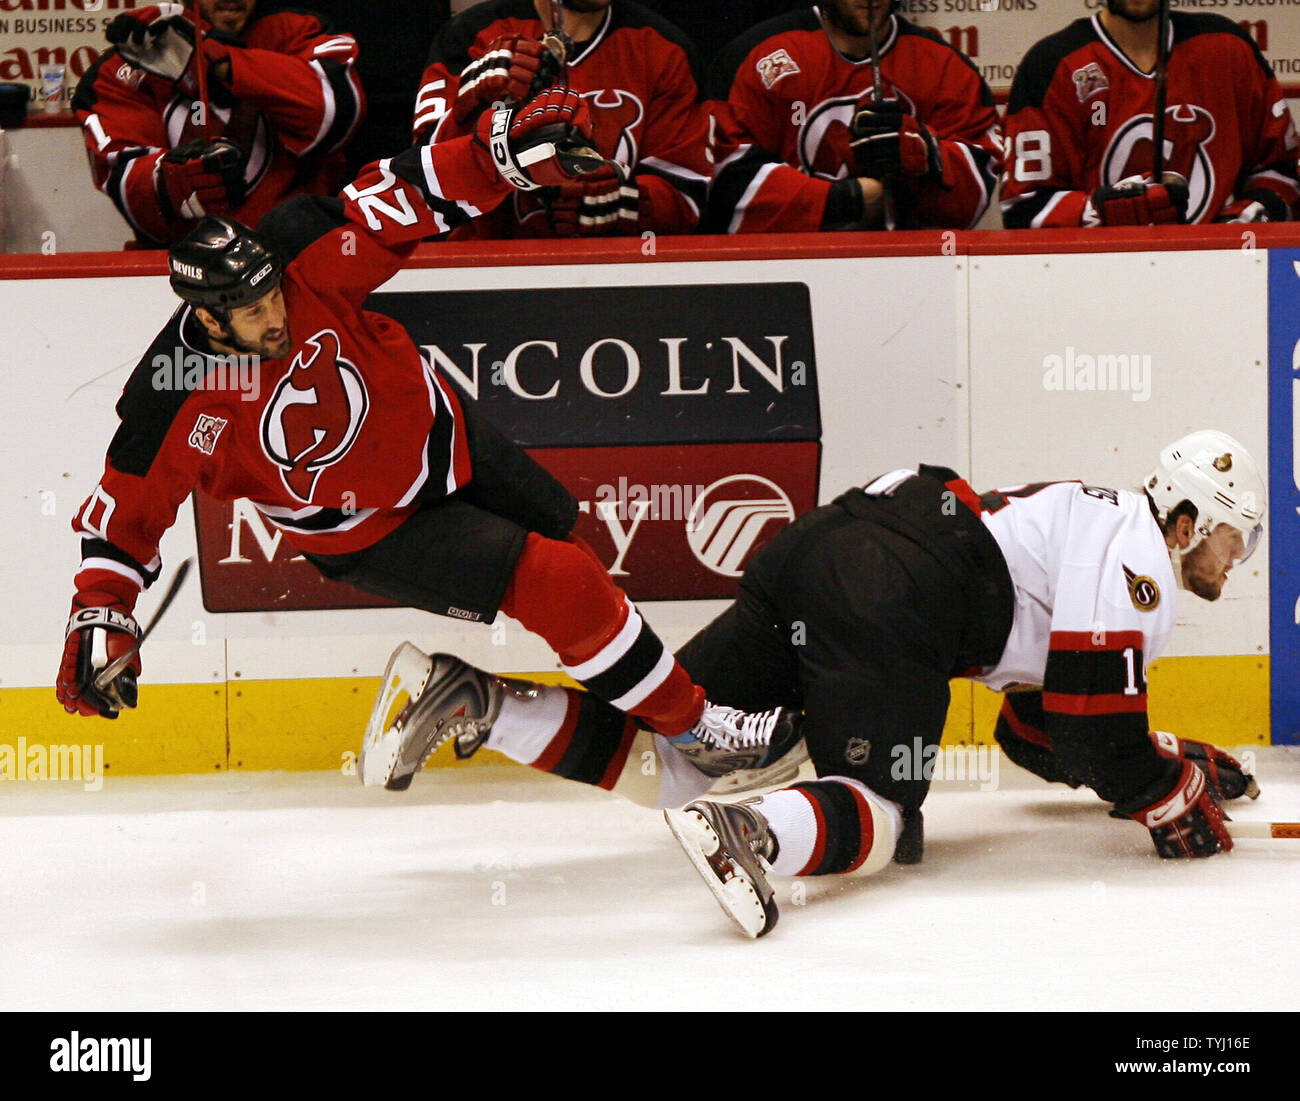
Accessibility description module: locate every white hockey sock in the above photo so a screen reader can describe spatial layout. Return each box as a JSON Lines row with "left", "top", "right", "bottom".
{"left": 486, "top": 683, "right": 571, "bottom": 765}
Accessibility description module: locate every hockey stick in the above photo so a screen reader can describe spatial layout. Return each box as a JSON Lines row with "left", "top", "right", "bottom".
{"left": 865, "top": 3, "right": 897, "bottom": 231}
{"left": 542, "top": 0, "right": 572, "bottom": 70}
{"left": 1150, "top": 0, "right": 1170, "bottom": 181}
{"left": 188, "top": 3, "right": 211, "bottom": 139}
{"left": 536, "top": 0, "right": 609, "bottom": 179}
{"left": 93, "top": 558, "right": 194, "bottom": 692}
{"left": 1225, "top": 820, "right": 1300, "bottom": 841}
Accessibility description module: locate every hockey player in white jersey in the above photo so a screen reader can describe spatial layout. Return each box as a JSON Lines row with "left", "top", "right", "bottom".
{"left": 360, "top": 430, "right": 1263, "bottom": 938}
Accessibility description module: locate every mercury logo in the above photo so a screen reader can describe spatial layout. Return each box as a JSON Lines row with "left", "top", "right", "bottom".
{"left": 686, "top": 474, "right": 795, "bottom": 577}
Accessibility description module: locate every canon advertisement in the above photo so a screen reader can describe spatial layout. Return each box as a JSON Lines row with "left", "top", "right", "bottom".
{"left": 192, "top": 281, "right": 821, "bottom": 612}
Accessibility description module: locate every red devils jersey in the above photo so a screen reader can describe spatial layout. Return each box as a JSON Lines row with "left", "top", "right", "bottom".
{"left": 413, "top": 0, "right": 709, "bottom": 237}
{"left": 705, "top": 8, "right": 1001, "bottom": 233}
{"left": 1002, "top": 13, "right": 1300, "bottom": 227}
{"left": 71, "top": 135, "right": 518, "bottom": 613}
{"left": 73, "top": 5, "right": 365, "bottom": 246}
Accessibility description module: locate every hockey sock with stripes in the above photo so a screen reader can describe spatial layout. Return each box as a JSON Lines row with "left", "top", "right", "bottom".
{"left": 483, "top": 683, "right": 714, "bottom": 807}
{"left": 499, "top": 533, "right": 705, "bottom": 735}
{"left": 754, "top": 777, "right": 903, "bottom": 877}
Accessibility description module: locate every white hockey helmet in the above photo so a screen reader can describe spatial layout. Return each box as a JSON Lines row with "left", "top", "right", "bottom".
{"left": 1144, "top": 430, "right": 1266, "bottom": 562}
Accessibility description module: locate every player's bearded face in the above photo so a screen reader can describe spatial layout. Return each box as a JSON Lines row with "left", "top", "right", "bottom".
{"left": 222, "top": 286, "right": 290, "bottom": 360}
{"left": 196, "top": 0, "right": 255, "bottom": 36}
{"left": 1106, "top": 0, "right": 1161, "bottom": 23}
{"left": 827, "top": 0, "right": 891, "bottom": 37}
{"left": 1180, "top": 523, "right": 1247, "bottom": 601}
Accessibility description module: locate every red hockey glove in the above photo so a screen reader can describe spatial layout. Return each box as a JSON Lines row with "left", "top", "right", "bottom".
{"left": 1112, "top": 760, "right": 1233, "bottom": 858}
{"left": 1150, "top": 730, "right": 1260, "bottom": 801}
{"left": 453, "top": 35, "right": 560, "bottom": 125}
{"left": 474, "top": 86, "right": 603, "bottom": 191}
{"left": 107, "top": 9, "right": 196, "bottom": 83}
{"left": 550, "top": 163, "right": 639, "bottom": 236}
{"left": 199, "top": 29, "right": 246, "bottom": 85}
{"left": 1085, "top": 174, "right": 1189, "bottom": 226}
{"left": 154, "top": 138, "right": 245, "bottom": 220}
{"left": 57, "top": 595, "right": 142, "bottom": 720}
{"left": 849, "top": 99, "right": 944, "bottom": 183}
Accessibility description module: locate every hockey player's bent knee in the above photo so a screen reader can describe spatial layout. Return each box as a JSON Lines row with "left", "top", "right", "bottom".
{"left": 500, "top": 534, "right": 624, "bottom": 656}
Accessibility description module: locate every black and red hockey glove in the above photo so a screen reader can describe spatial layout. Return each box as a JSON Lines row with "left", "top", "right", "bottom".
{"left": 453, "top": 35, "right": 561, "bottom": 125}
{"left": 550, "top": 162, "right": 639, "bottom": 236}
{"left": 57, "top": 595, "right": 142, "bottom": 720}
{"left": 1085, "top": 174, "right": 1189, "bottom": 226}
{"left": 154, "top": 138, "right": 245, "bottom": 220}
{"left": 1112, "top": 759, "right": 1233, "bottom": 858}
{"left": 850, "top": 99, "right": 944, "bottom": 183}
{"left": 474, "top": 86, "right": 603, "bottom": 191}
{"left": 1150, "top": 730, "right": 1260, "bottom": 801}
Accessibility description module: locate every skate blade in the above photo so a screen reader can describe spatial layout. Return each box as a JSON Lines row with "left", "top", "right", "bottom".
{"left": 360, "top": 643, "right": 433, "bottom": 787}
{"left": 664, "top": 809, "right": 774, "bottom": 939}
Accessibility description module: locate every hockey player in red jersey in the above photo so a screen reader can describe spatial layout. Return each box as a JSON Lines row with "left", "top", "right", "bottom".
{"left": 73, "top": 0, "right": 366, "bottom": 246}
{"left": 55, "top": 86, "right": 800, "bottom": 786}
{"left": 1001, "top": 0, "right": 1300, "bottom": 228}
{"left": 381, "top": 432, "right": 1264, "bottom": 936}
{"left": 703, "top": 0, "right": 1001, "bottom": 233}
{"left": 412, "top": 0, "right": 710, "bottom": 238}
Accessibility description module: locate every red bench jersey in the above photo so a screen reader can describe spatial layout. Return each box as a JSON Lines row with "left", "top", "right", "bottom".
{"left": 1001, "top": 12, "right": 1300, "bottom": 227}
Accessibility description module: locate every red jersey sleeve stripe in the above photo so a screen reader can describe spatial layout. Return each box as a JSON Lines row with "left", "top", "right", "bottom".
{"left": 1049, "top": 630, "right": 1144, "bottom": 651}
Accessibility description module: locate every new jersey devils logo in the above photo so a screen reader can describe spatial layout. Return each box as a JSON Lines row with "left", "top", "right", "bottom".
{"left": 260, "top": 329, "right": 369, "bottom": 503}
{"left": 799, "top": 86, "right": 918, "bottom": 180}
{"left": 1103, "top": 104, "right": 1217, "bottom": 223}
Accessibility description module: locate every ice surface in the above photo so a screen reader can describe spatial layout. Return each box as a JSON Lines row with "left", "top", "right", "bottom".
{"left": 1, "top": 749, "right": 1297, "bottom": 1011}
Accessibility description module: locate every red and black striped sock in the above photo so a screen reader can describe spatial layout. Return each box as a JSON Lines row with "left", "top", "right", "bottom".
{"left": 756, "top": 777, "right": 903, "bottom": 877}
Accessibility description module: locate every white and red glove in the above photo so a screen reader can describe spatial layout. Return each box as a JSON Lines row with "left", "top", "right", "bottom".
{"left": 1113, "top": 759, "right": 1233, "bottom": 858}
{"left": 154, "top": 138, "right": 244, "bottom": 220}
{"left": 106, "top": 4, "right": 195, "bottom": 83}
{"left": 453, "top": 35, "right": 559, "bottom": 125}
{"left": 474, "top": 86, "right": 603, "bottom": 191}
{"left": 1084, "top": 173, "right": 1189, "bottom": 226}
{"left": 1150, "top": 730, "right": 1260, "bottom": 801}
{"left": 57, "top": 595, "right": 142, "bottom": 720}
{"left": 550, "top": 163, "right": 639, "bottom": 237}
{"left": 850, "top": 99, "right": 944, "bottom": 183}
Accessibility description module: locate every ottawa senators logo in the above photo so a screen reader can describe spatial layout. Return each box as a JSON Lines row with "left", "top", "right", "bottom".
{"left": 1123, "top": 564, "right": 1161, "bottom": 612}
{"left": 798, "top": 85, "right": 917, "bottom": 180}
{"left": 1103, "top": 104, "right": 1217, "bottom": 223}
{"left": 260, "top": 329, "right": 368, "bottom": 503}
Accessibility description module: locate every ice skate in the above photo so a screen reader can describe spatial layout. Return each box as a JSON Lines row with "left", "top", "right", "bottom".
{"left": 708, "top": 738, "right": 810, "bottom": 797}
{"left": 668, "top": 703, "right": 803, "bottom": 778}
{"left": 665, "top": 798, "right": 779, "bottom": 938}
{"left": 360, "top": 644, "right": 511, "bottom": 790}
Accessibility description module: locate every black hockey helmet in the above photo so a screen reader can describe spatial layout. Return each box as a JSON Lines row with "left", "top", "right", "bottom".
{"left": 168, "top": 216, "right": 282, "bottom": 312}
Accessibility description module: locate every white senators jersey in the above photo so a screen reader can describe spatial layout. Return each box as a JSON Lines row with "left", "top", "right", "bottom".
{"left": 971, "top": 480, "right": 1177, "bottom": 702}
